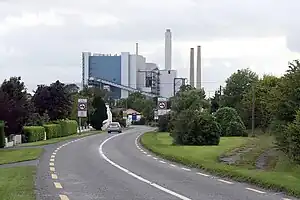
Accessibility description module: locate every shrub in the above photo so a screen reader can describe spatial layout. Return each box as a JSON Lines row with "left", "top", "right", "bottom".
{"left": 58, "top": 120, "right": 78, "bottom": 137}
{"left": 44, "top": 124, "right": 61, "bottom": 139}
{"left": 132, "top": 117, "right": 146, "bottom": 125}
{"left": 170, "top": 109, "right": 221, "bottom": 145}
{"left": 0, "top": 120, "right": 5, "bottom": 148}
{"left": 215, "top": 107, "right": 246, "bottom": 136}
{"left": 276, "top": 111, "right": 300, "bottom": 163}
{"left": 158, "top": 113, "right": 171, "bottom": 132}
{"left": 23, "top": 126, "right": 45, "bottom": 142}
{"left": 226, "top": 121, "right": 247, "bottom": 136}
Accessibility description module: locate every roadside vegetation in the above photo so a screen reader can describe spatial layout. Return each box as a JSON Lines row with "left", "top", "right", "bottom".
{"left": 141, "top": 60, "right": 300, "bottom": 197}
{"left": 0, "top": 148, "right": 43, "bottom": 165}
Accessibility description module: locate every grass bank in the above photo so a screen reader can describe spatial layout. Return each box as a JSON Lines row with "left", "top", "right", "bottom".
{"left": 140, "top": 132, "right": 300, "bottom": 197}
{"left": 0, "top": 166, "right": 36, "bottom": 200}
{"left": 19, "top": 130, "right": 102, "bottom": 147}
{"left": 0, "top": 148, "right": 43, "bottom": 165}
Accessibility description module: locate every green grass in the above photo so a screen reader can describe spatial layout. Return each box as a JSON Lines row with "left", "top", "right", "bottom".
{"left": 0, "top": 148, "right": 43, "bottom": 165}
{"left": 141, "top": 132, "right": 300, "bottom": 197}
{"left": 0, "top": 166, "right": 36, "bottom": 200}
{"left": 19, "top": 130, "right": 102, "bottom": 147}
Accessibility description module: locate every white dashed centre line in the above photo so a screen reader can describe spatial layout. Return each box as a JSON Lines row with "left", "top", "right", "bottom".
{"left": 159, "top": 160, "right": 166, "bottom": 164}
{"left": 153, "top": 157, "right": 158, "bottom": 160}
{"left": 246, "top": 187, "right": 265, "bottom": 194}
{"left": 170, "top": 164, "right": 176, "bottom": 167}
{"left": 59, "top": 194, "right": 70, "bottom": 200}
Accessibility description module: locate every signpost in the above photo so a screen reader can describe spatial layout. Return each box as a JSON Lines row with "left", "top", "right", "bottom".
{"left": 77, "top": 98, "right": 88, "bottom": 133}
{"left": 157, "top": 97, "right": 168, "bottom": 116}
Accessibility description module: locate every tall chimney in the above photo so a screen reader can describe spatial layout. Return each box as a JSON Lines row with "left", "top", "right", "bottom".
{"left": 190, "top": 48, "right": 195, "bottom": 87}
{"left": 196, "top": 45, "right": 201, "bottom": 89}
{"left": 165, "top": 29, "right": 172, "bottom": 70}
{"left": 136, "top": 43, "right": 139, "bottom": 55}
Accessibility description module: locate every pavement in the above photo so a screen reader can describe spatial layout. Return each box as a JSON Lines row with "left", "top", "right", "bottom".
{"left": 35, "top": 126, "right": 298, "bottom": 200}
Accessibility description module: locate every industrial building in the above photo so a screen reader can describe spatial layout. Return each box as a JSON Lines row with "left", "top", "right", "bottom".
{"left": 81, "top": 29, "right": 187, "bottom": 99}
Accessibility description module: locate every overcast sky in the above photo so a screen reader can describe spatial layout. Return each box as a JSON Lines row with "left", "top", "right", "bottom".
{"left": 0, "top": 0, "right": 299, "bottom": 96}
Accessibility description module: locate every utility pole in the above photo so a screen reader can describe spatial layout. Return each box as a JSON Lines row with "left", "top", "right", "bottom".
{"left": 251, "top": 85, "right": 255, "bottom": 136}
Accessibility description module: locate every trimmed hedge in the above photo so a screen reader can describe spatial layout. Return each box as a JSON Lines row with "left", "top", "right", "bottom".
{"left": 53, "top": 120, "right": 78, "bottom": 137}
{"left": 0, "top": 120, "right": 5, "bottom": 148}
{"left": 23, "top": 126, "right": 45, "bottom": 142}
{"left": 43, "top": 124, "right": 61, "bottom": 139}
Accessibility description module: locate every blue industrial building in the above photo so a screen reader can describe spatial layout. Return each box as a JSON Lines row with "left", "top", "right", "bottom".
{"left": 88, "top": 55, "right": 122, "bottom": 99}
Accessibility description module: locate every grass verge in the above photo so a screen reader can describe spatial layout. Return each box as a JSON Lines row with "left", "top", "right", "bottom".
{"left": 19, "top": 130, "right": 102, "bottom": 147}
{"left": 0, "top": 166, "right": 36, "bottom": 200}
{"left": 0, "top": 148, "right": 43, "bottom": 165}
{"left": 140, "top": 132, "right": 300, "bottom": 197}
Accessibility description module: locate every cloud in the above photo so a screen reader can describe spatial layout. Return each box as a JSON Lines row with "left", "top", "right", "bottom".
{"left": 0, "top": 0, "right": 299, "bottom": 92}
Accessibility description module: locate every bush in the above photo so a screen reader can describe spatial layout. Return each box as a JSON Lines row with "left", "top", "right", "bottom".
{"left": 276, "top": 111, "right": 300, "bottom": 163}
{"left": 44, "top": 124, "right": 61, "bottom": 139}
{"left": 0, "top": 120, "right": 5, "bottom": 148}
{"left": 226, "top": 121, "right": 247, "bottom": 136}
{"left": 158, "top": 113, "right": 171, "bottom": 132}
{"left": 23, "top": 126, "right": 45, "bottom": 142}
{"left": 215, "top": 107, "right": 246, "bottom": 136}
{"left": 132, "top": 117, "right": 146, "bottom": 125}
{"left": 170, "top": 109, "right": 221, "bottom": 145}
{"left": 148, "top": 121, "right": 158, "bottom": 127}
{"left": 57, "top": 120, "right": 78, "bottom": 137}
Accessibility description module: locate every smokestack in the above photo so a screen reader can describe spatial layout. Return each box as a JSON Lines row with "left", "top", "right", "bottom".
{"left": 196, "top": 45, "right": 201, "bottom": 89}
{"left": 136, "top": 43, "right": 139, "bottom": 55}
{"left": 165, "top": 29, "right": 172, "bottom": 70}
{"left": 190, "top": 48, "right": 195, "bottom": 87}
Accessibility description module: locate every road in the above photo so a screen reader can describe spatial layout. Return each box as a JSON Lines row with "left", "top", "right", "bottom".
{"left": 36, "top": 126, "right": 297, "bottom": 200}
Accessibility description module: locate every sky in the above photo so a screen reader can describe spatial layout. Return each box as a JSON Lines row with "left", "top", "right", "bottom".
{"left": 0, "top": 0, "right": 299, "bottom": 96}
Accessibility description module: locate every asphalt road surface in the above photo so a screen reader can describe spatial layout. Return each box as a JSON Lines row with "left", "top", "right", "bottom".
{"left": 35, "top": 126, "right": 298, "bottom": 200}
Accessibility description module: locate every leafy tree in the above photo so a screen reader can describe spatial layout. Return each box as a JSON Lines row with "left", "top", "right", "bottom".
{"left": 0, "top": 77, "right": 31, "bottom": 136}
{"left": 171, "top": 109, "right": 221, "bottom": 145}
{"left": 171, "top": 87, "right": 209, "bottom": 114}
{"left": 214, "top": 107, "right": 246, "bottom": 136}
{"left": 221, "top": 68, "right": 259, "bottom": 109}
{"left": 0, "top": 120, "right": 4, "bottom": 148}
{"left": 90, "top": 96, "right": 107, "bottom": 130}
{"left": 242, "top": 75, "right": 280, "bottom": 131}
{"left": 210, "top": 90, "right": 221, "bottom": 113}
{"left": 158, "top": 113, "right": 171, "bottom": 132}
{"left": 32, "top": 81, "right": 73, "bottom": 120}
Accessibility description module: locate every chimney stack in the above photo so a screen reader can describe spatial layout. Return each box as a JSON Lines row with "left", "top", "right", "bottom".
{"left": 136, "top": 43, "right": 139, "bottom": 55}
{"left": 196, "top": 45, "right": 201, "bottom": 89}
{"left": 190, "top": 48, "right": 195, "bottom": 87}
{"left": 165, "top": 29, "right": 172, "bottom": 70}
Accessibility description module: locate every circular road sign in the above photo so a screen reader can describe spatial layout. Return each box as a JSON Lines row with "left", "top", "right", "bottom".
{"left": 79, "top": 103, "right": 86, "bottom": 110}
{"left": 158, "top": 102, "right": 166, "bottom": 109}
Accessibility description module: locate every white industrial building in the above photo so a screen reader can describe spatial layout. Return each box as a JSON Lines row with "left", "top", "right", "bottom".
{"left": 82, "top": 29, "right": 186, "bottom": 99}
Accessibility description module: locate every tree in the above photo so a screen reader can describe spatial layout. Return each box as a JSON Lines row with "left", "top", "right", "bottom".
{"left": 171, "top": 87, "right": 209, "bottom": 114}
{"left": 242, "top": 75, "right": 280, "bottom": 131}
{"left": 32, "top": 81, "right": 73, "bottom": 120}
{"left": 221, "top": 68, "right": 259, "bottom": 127}
{"left": 210, "top": 90, "right": 221, "bottom": 113}
{"left": 170, "top": 109, "right": 221, "bottom": 145}
{"left": 90, "top": 96, "right": 107, "bottom": 130}
{"left": 0, "top": 77, "right": 31, "bottom": 136}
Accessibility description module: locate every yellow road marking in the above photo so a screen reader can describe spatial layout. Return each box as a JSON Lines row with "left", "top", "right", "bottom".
{"left": 51, "top": 174, "right": 58, "bottom": 179}
{"left": 50, "top": 167, "right": 55, "bottom": 172}
{"left": 51, "top": 155, "right": 55, "bottom": 158}
{"left": 54, "top": 182, "right": 63, "bottom": 189}
{"left": 50, "top": 158, "right": 55, "bottom": 162}
{"left": 59, "top": 195, "right": 70, "bottom": 200}
{"left": 49, "top": 162, "right": 55, "bottom": 166}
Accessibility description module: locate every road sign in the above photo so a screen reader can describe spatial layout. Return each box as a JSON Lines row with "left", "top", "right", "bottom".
{"left": 132, "top": 113, "right": 137, "bottom": 121}
{"left": 77, "top": 98, "right": 88, "bottom": 117}
{"left": 158, "top": 102, "right": 166, "bottom": 109}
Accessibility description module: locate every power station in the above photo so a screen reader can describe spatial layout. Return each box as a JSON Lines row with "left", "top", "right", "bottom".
{"left": 81, "top": 29, "right": 201, "bottom": 99}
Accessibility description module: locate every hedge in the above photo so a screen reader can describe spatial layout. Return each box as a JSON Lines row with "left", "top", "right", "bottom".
{"left": 43, "top": 124, "right": 61, "bottom": 139}
{"left": 23, "top": 126, "right": 45, "bottom": 142}
{"left": 52, "top": 120, "right": 78, "bottom": 137}
{"left": 0, "top": 120, "right": 5, "bottom": 148}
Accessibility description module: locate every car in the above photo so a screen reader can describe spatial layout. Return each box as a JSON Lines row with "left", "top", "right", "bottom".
{"left": 107, "top": 122, "right": 122, "bottom": 133}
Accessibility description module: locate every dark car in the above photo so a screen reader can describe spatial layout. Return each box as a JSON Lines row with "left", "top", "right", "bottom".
{"left": 107, "top": 122, "right": 122, "bottom": 133}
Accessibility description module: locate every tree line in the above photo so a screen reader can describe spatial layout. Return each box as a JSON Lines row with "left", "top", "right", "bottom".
{"left": 0, "top": 77, "right": 108, "bottom": 147}
{"left": 157, "top": 59, "right": 300, "bottom": 164}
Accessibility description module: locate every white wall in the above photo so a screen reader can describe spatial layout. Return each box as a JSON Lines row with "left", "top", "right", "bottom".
{"left": 121, "top": 52, "right": 130, "bottom": 98}
{"left": 129, "top": 54, "right": 146, "bottom": 89}
{"left": 146, "top": 63, "right": 158, "bottom": 70}
{"left": 159, "top": 69, "right": 177, "bottom": 98}
{"left": 82, "top": 52, "right": 91, "bottom": 88}
{"left": 136, "top": 55, "right": 146, "bottom": 90}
